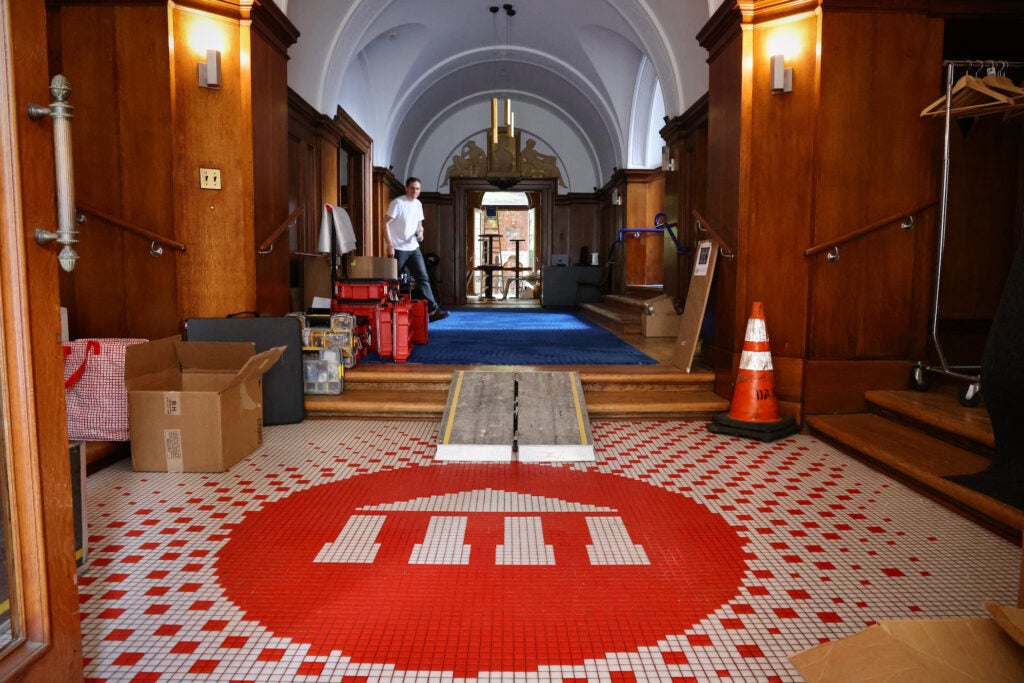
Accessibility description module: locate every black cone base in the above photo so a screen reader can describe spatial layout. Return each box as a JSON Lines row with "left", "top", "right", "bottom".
{"left": 708, "top": 412, "right": 800, "bottom": 442}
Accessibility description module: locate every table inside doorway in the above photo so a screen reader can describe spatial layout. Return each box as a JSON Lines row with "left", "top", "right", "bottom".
{"left": 476, "top": 234, "right": 503, "bottom": 300}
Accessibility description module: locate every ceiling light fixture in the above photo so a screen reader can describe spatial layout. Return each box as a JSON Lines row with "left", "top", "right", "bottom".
{"left": 489, "top": 5, "right": 516, "bottom": 144}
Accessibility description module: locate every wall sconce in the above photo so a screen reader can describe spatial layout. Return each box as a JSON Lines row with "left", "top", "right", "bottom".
{"left": 661, "top": 146, "right": 676, "bottom": 172}
{"left": 770, "top": 54, "right": 793, "bottom": 94}
{"left": 611, "top": 189, "right": 622, "bottom": 206}
{"left": 198, "top": 49, "right": 222, "bottom": 89}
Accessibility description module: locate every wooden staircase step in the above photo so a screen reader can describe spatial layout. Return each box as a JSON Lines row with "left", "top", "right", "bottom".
{"left": 806, "top": 413, "right": 1022, "bottom": 535}
{"left": 585, "top": 390, "right": 728, "bottom": 417}
{"left": 305, "top": 386, "right": 726, "bottom": 420}
{"left": 602, "top": 294, "right": 659, "bottom": 309}
{"left": 306, "top": 389, "right": 449, "bottom": 418}
{"left": 865, "top": 389, "right": 994, "bottom": 449}
{"left": 578, "top": 303, "right": 642, "bottom": 334}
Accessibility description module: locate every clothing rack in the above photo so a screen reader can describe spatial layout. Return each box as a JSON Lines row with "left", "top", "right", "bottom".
{"left": 914, "top": 59, "right": 1024, "bottom": 406}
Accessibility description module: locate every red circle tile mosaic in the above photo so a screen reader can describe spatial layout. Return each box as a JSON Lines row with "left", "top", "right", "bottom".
{"left": 214, "top": 465, "right": 749, "bottom": 675}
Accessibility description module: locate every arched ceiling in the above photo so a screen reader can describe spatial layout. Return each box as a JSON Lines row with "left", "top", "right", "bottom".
{"left": 284, "top": 0, "right": 721, "bottom": 192}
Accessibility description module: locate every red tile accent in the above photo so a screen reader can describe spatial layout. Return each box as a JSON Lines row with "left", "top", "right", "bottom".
{"left": 111, "top": 652, "right": 145, "bottom": 666}
{"left": 186, "top": 660, "right": 221, "bottom": 674}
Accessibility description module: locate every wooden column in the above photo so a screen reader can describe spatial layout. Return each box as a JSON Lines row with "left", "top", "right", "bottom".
{"left": 698, "top": 0, "right": 944, "bottom": 417}
{"left": 169, "top": 4, "right": 256, "bottom": 318}
{"left": 660, "top": 95, "right": 708, "bottom": 305}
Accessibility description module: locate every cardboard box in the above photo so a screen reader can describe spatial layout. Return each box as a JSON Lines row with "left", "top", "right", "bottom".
{"left": 641, "top": 294, "right": 682, "bottom": 337}
{"left": 347, "top": 255, "right": 398, "bottom": 280}
{"left": 302, "top": 254, "right": 333, "bottom": 309}
{"left": 125, "top": 337, "right": 284, "bottom": 473}
{"left": 790, "top": 602, "right": 1024, "bottom": 682}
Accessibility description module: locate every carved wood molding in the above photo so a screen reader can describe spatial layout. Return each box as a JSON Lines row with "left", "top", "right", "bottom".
{"left": 660, "top": 93, "right": 709, "bottom": 145}
{"left": 251, "top": 0, "right": 300, "bottom": 59}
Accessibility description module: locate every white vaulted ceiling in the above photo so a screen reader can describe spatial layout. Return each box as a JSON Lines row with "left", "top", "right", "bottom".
{"left": 284, "top": 0, "right": 723, "bottom": 192}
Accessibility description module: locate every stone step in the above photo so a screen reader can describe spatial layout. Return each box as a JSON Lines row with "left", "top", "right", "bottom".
{"left": 805, "top": 412, "right": 1022, "bottom": 537}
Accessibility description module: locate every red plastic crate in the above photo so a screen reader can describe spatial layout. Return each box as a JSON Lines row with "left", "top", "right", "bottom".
{"left": 334, "top": 279, "right": 397, "bottom": 302}
{"left": 408, "top": 299, "right": 429, "bottom": 345}
{"left": 375, "top": 304, "right": 394, "bottom": 359}
{"left": 393, "top": 302, "right": 413, "bottom": 362}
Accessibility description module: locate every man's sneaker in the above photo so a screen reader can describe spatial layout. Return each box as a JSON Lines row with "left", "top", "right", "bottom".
{"left": 429, "top": 309, "right": 450, "bottom": 322}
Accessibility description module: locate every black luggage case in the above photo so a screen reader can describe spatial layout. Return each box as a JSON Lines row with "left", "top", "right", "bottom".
{"left": 185, "top": 316, "right": 305, "bottom": 425}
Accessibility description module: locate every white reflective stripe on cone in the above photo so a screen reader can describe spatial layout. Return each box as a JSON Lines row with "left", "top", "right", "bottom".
{"left": 738, "top": 350, "right": 774, "bottom": 371}
{"left": 745, "top": 317, "right": 768, "bottom": 343}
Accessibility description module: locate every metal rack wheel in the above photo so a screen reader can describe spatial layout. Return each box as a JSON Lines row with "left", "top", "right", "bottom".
{"left": 957, "top": 382, "right": 983, "bottom": 408}
{"left": 910, "top": 363, "right": 930, "bottom": 392}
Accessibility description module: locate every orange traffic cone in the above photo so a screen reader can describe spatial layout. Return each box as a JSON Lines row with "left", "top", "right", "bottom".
{"left": 708, "top": 302, "right": 799, "bottom": 442}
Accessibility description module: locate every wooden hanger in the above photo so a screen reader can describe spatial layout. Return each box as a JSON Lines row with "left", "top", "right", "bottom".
{"left": 921, "top": 73, "right": 1014, "bottom": 118}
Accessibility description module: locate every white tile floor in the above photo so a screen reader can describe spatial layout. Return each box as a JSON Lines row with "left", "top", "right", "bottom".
{"left": 81, "top": 419, "right": 1020, "bottom": 682}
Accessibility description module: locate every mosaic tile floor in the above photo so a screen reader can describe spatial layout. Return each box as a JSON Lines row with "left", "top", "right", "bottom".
{"left": 81, "top": 419, "right": 1021, "bottom": 682}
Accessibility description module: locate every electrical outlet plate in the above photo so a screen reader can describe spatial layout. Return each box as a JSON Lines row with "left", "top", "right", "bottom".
{"left": 199, "top": 167, "right": 221, "bottom": 190}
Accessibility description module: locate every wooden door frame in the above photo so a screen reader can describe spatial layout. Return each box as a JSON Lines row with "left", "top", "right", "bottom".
{"left": 0, "top": 1, "right": 82, "bottom": 679}
{"left": 450, "top": 178, "right": 556, "bottom": 305}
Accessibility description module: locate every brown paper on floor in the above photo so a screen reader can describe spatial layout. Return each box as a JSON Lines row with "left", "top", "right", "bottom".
{"left": 988, "top": 601, "right": 1024, "bottom": 647}
{"left": 789, "top": 613, "right": 1024, "bottom": 683}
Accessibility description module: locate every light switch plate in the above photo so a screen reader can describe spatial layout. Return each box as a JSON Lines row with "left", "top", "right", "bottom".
{"left": 199, "top": 167, "right": 221, "bottom": 190}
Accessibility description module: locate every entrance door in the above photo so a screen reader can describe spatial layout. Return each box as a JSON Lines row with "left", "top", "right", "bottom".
{"left": 0, "top": 1, "right": 83, "bottom": 678}
{"left": 451, "top": 178, "right": 556, "bottom": 305}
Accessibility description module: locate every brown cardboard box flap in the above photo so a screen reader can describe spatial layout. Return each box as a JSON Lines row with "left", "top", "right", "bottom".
{"left": 789, "top": 617, "right": 1024, "bottom": 682}
{"left": 988, "top": 602, "right": 1024, "bottom": 647}
{"left": 216, "top": 345, "right": 285, "bottom": 393}
{"left": 125, "top": 336, "right": 180, "bottom": 389}
{"left": 175, "top": 340, "right": 255, "bottom": 372}
{"left": 643, "top": 294, "right": 677, "bottom": 316}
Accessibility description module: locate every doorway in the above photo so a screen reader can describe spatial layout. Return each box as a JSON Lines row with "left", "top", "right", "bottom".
{"left": 469, "top": 192, "right": 537, "bottom": 303}
{"left": 450, "top": 178, "right": 557, "bottom": 306}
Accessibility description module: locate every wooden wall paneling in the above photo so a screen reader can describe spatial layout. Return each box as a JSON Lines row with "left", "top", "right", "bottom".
{"left": 3, "top": 0, "right": 82, "bottom": 676}
{"left": 809, "top": 10, "right": 943, "bottom": 362}
{"left": 57, "top": 5, "right": 129, "bottom": 338}
{"left": 743, "top": 13, "right": 819, "bottom": 362}
{"left": 251, "top": 23, "right": 292, "bottom": 316}
{"left": 288, "top": 88, "right": 323, "bottom": 254}
{"left": 550, "top": 195, "right": 599, "bottom": 266}
{"left": 622, "top": 170, "right": 663, "bottom": 287}
{"left": 318, "top": 134, "right": 338, "bottom": 207}
{"left": 115, "top": 5, "right": 178, "bottom": 339}
{"left": 661, "top": 95, "right": 709, "bottom": 306}
{"left": 679, "top": 124, "right": 709, "bottom": 304}
{"left": 660, "top": 159, "right": 681, "bottom": 297}
{"left": 418, "top": 192, "right": 454, "bottom": 305}
{"left": 332, "top": 106, "right": 373, "bottom": 254}
{"left": 551, "top": 201, "right": 569, "bottom": 259}
{"left": 803, "top": 359, "right": 912, "bottom": 414}
{"left": 942, "top": 116, "right": 1021, "bottom": 321}
{"left": 698, "top": 13, "right": 743, "bottom": 379}
{"left": 170, "top": 7, "right": 256, "bottom": 320}
{"left": 372, "top": 166, "right": 402, "bottom": 256}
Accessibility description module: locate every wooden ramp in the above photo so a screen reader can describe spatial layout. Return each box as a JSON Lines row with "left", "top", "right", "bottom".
{"left": 436, "top": 370, "right": 595, "bottom": 462}
{"left": 436, "top": 371, "right": 515, "bottom": 461}
{"left": 517, "top": 371, "right": 594, "bottom": 462}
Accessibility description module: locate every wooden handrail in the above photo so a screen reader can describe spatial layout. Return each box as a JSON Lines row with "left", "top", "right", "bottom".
{"left": 78, "top": 203, "right": 186, "bottom": 252}
{"left": 692, "top": 209, "right": 736, "bottom": 256}
{"left": 804, "top": 200, "right": 937, "bottom": 257}
{"left": 258, "top": 206, "right": 304, "bottom": 255}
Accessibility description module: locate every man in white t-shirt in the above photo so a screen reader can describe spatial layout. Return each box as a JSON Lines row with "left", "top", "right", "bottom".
{"left": 385, "top": 177, "right": 448, "bottom": 321}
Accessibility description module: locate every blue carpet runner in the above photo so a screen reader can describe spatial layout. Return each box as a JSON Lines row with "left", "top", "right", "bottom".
{"left": 364, "top": 308, "right": 657, "bottom": 365}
